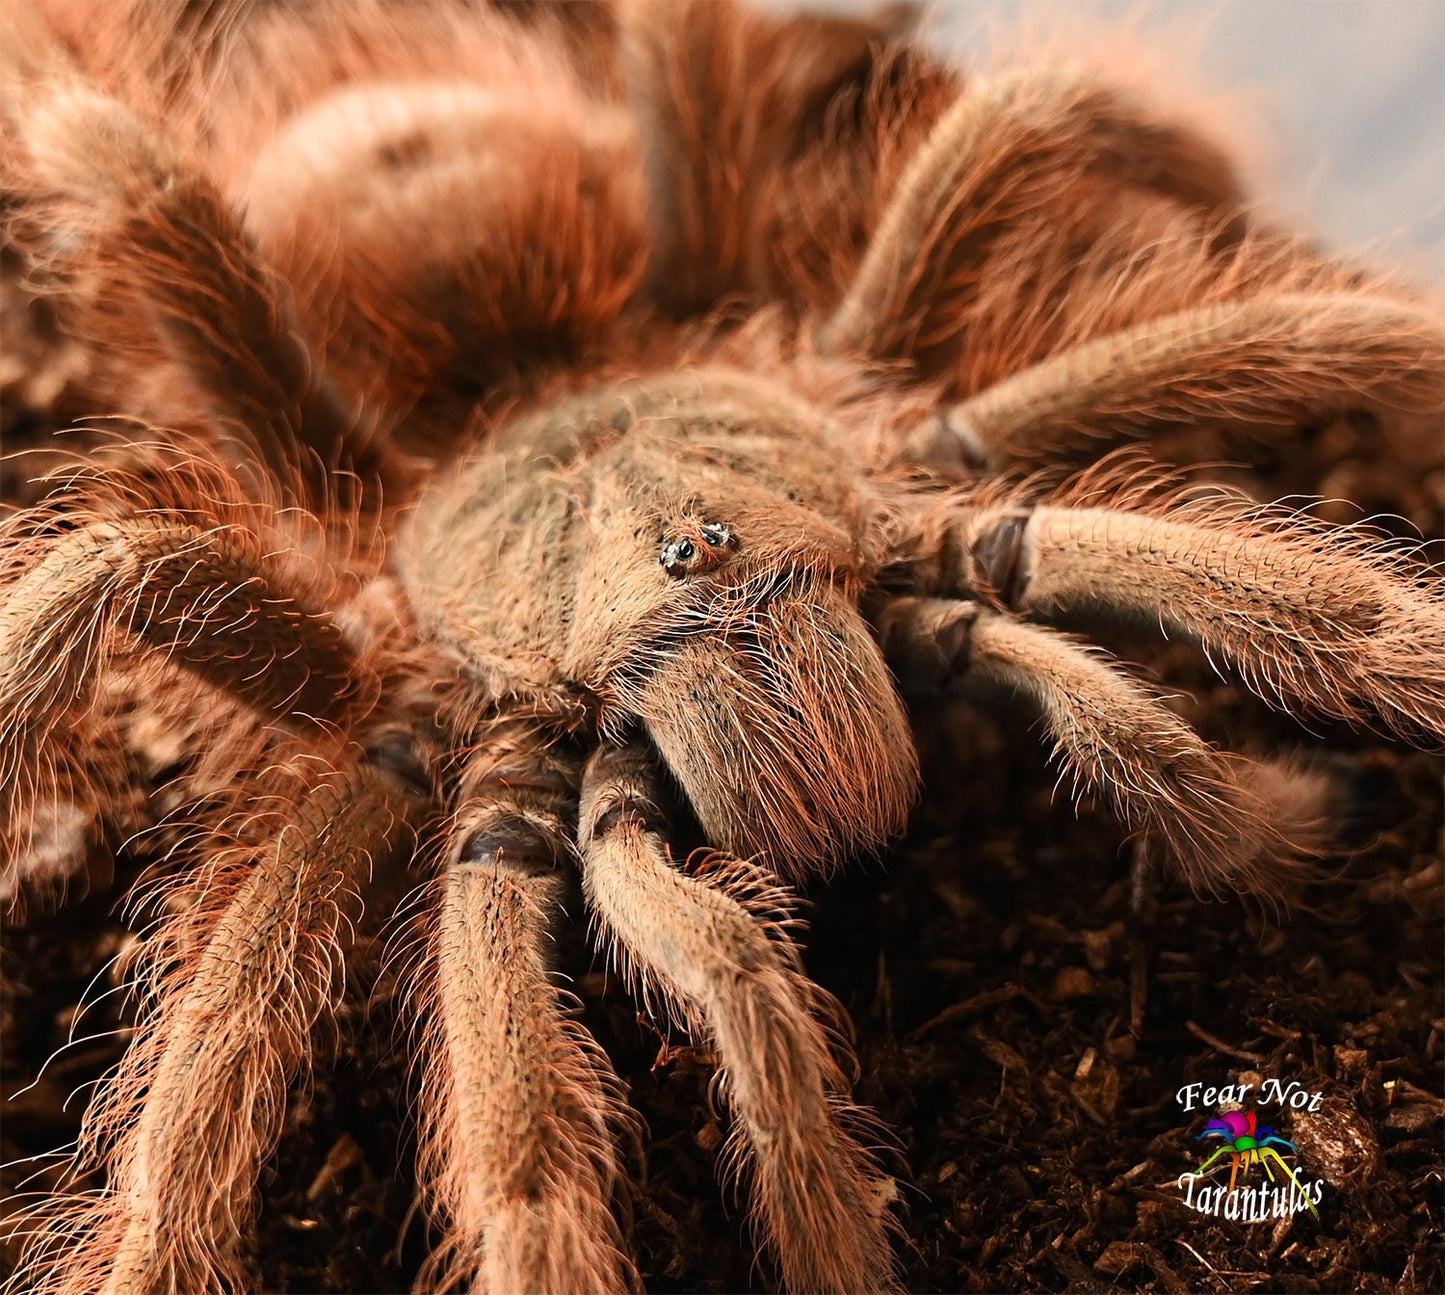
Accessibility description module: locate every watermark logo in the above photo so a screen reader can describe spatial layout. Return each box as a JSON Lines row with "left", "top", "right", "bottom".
{"left": 1174, "top": 1080, "right": 1325, "bottom": 1222}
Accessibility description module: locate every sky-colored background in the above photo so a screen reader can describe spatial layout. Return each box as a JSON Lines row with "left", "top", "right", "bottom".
{"left": 771, "top": 0, "right": 1445, "bottom": 282}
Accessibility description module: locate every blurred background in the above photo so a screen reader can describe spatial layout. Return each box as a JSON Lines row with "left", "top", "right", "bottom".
{"left": 772, "top": 0, "right": 1445, "bottom": 280}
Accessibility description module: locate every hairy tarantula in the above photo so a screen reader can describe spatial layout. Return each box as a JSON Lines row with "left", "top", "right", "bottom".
{"left": 2, "top": 1, "right": 1443, "bottom": 1292}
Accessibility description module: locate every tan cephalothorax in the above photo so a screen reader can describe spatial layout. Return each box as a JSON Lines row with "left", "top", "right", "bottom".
{"left": 2, "top": 1, "right": 1442, "bottom": 1292}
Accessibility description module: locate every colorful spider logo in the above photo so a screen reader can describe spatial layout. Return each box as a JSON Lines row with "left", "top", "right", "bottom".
{"left": 1193, "top": 1109, "right": 1318, "bottom": 1215}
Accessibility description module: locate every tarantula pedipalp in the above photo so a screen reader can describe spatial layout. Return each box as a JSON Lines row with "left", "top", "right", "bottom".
{"left": 2, "top": 1, "right": 1443, "bottom": 1292}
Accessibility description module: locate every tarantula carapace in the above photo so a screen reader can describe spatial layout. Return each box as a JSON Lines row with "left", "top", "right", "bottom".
{"left": 2, "top": 1, "right": 1442, "bottom": 1292}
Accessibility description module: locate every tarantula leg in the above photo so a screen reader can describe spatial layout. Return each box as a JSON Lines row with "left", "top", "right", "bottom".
{"left": 877, "top": 598, "right": 1318, "bottom": 901}
{"left": 0, "top": 512, "right": 375, "bottom": 898}
{"left": 623, "top": 0, "right": 917, "bottom": 313}
{"left": 908, "top": 293, "right": 1445, "bottom": 469}
{"left": 10, "top": 751, "right": 423, "bottom": 1295}
{"left": 817, "top": 66, "right": 1242, "bottom": 359}
{"left": 414, "top": 733, "right": 634, "bottom": 1295}
{"left": 931, "top": 499, "right": 1445, "bottom": 742}
{"left": 0, "top": 512, "right": 367, "bottom": 760}
{"left": 579, "top": 740, "right": 899, "bottom": 1295}
{"left": 14, "top": 83, "right": 379, "bottom": 505}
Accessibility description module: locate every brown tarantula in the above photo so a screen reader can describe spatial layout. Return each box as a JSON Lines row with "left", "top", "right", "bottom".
{"left": 2, "top": 1, "right": 1443, "bottom": 1292}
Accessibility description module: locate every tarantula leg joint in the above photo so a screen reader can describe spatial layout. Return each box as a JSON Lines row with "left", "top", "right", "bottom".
{"left": 901, "top": 408, "right": 988, "bottom": 474}
{"left": 454, "top": 809, "right": 570, "bottom": 878}
{"left": 579, "top": 741, "right": 671, "bottom": 845}
{"left": 875, "top": 597, "right": 980, "bottom": 697}
{"left": 967, "top": 509, "right": 1031, "bottom": 607}
{"left": 362, "top": 730, "right": 435, "bottom": 798}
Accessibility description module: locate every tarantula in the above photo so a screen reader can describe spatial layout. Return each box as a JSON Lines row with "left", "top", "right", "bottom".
{"left": 2, "top": 1, "right": 1442, "bottom": 1292}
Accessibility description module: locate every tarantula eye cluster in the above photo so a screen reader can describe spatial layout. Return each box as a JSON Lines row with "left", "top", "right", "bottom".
{"left": 659, "top": 520, "right": 738, "bottom": 577}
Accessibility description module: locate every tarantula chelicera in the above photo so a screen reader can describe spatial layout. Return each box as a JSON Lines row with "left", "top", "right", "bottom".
{"left": 2, "top": 1, "right": 1443, "bottom": 1292}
